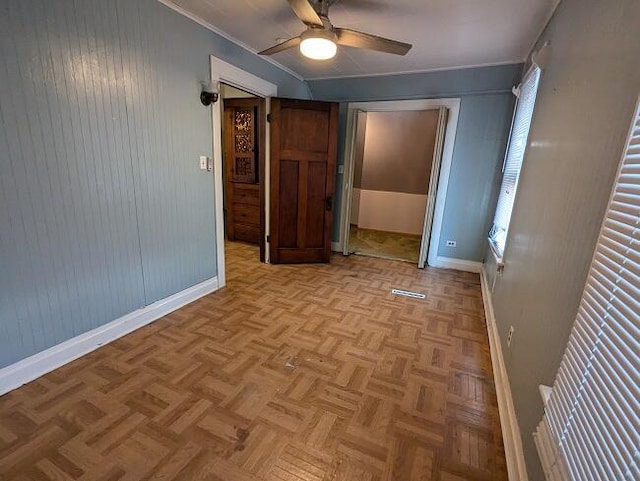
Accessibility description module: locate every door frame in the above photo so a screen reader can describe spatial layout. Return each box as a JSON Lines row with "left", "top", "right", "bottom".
{"left": 210, "top": 56, "right": 277, "bottom": 288}
{"left": 222, "top": 97, "right": 265, "bottom": 251}
{"left": 339, "top": 98, "right": 460, "bottom": 267}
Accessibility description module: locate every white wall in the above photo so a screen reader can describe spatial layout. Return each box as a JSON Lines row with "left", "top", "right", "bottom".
{"left": 221, "top": 84, "right": 255, "bottom": 99}
{"left": 350, "top": 110, "right": 434, "bottom": 236}
{"left": 354, "top": 189, "right": 427, "bottom": 235}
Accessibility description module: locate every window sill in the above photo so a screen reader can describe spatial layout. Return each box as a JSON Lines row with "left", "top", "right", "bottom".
{"left": 539, "top": 384, "right": 552, "bottom": 408}
{"left": 487, "top": 238, "right": 505, "bottom": 269}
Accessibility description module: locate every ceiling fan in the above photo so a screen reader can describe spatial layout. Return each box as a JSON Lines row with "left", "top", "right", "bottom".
{"left": 258, "top": 0, "right": 412, "bottom": 60}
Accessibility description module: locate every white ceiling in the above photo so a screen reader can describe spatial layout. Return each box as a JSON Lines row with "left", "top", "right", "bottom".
{"left": 166, "top": 0, "right": 559, "bottom": 79}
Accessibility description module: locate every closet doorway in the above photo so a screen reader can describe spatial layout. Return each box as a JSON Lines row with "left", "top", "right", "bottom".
{"left": 340, "top": 99, "right": 460, "bottom": 268}
{"left": 349, "top": 109, "right": 441, "bottom": 263}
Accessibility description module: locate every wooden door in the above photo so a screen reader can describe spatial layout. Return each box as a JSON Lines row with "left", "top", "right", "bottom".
{"left": 223, "top": 98, "right": 266, "bottom": 261}
{"left": 270, "top": 98, "right": 338, "bottom": 264}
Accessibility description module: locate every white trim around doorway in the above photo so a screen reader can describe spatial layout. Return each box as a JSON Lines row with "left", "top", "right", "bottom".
{"left": 339, "top": 98, "right": 461, "bottom": 267}
{"left": 210, "top": 56, "right": 277, "bottom": 287}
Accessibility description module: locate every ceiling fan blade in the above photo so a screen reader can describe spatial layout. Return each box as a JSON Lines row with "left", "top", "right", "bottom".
{"left": 287, "top": 0, "right": 323, "bottom": 27}
{"left": 335, "top": 28, "right": 412, "bottom": 56}
{"left": 258, "top": 36, "right": 301, "bottom": 56}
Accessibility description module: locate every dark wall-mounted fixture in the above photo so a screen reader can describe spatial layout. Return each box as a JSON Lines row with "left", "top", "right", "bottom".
{"left": 200, "top": 81, "right": 219, "bottom": 106}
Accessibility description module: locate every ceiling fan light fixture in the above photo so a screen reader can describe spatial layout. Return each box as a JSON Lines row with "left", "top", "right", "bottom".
{"left": 258, "top": 1, "right": 412, "bottom": 59}
{"left": 300, "top": 29, "right": 337, "bottom": 60}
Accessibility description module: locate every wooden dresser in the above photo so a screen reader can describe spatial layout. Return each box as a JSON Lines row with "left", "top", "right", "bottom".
{"left": 228, "top": 183, "right": 260, "bottom": 244}
{"left": 223, "top": 98, "right": 261, "bottom": 245}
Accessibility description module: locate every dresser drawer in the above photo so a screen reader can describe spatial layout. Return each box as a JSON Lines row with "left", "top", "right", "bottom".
{"left": 234, "top": 223, "right": 260, "bottom": 244}
{"left": 233, "top": 203, "right": 260, "bottom": 226}
{"left": 233, "top": 184, "right": 260, "bottom": 206}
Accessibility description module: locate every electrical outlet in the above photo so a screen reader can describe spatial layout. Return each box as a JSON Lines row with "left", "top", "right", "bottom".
{"left": 507, "top": 325, "right": 515, "bottom": 347}
{"left": 446, "top": 240, "right": 457, "bottom": 247}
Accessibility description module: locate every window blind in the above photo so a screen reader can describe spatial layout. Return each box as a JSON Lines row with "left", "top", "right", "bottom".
{"left": 489, "top": 66, "right": 541, "bottom": 255}
{"left": 543, "top": 99, "right": 640, "bottom": 480}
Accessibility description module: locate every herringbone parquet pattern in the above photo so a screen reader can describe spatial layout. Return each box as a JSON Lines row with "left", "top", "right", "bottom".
{"left": 0, "top": 242, "right": 507, "bottom": 481}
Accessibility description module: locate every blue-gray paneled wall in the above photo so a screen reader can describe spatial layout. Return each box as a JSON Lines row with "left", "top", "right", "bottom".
{"left": 308, "top": 64, "right": 520, "bottom": 262}
{"left": 438, "top": 93, "right": 515, "bottom": 261}
{"left": 486, "top": 0, "right": 640, "bottom": 478}
{"left": 0, "top": 0, "right": 308, "bottom": 368}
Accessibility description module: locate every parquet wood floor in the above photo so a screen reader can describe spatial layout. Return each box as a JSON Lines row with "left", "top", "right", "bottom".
{"left": 0, "top": 242, "right": 507, "bottom": 481}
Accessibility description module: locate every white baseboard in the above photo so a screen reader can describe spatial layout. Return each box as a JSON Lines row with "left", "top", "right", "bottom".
{"left": 0, "top": 277, "right": 220, "bottom": 396}
{"left": 429, "top": 255, "right": 482, "bottom": 273}
{"left": 331, "top": 241, "right": 342, "bottom": 253}
{"left": 480, "top": 266, "right": 529, "bottom": 481}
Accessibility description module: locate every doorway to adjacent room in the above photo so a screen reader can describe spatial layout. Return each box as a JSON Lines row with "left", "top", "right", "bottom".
{"left": 349, "top": 109, "right": 440, "bottom": 263}
{"left": 340, "top": 99, "right": 460, "bottom": 268}
{"left": 210, "top": 56, "right": 278, "bottom": 288}
{"left": 220, "top": 84, "right": 266, "bottom": 262}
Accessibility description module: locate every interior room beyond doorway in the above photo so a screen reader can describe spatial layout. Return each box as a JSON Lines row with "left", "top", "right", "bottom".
{"left": 220, "top": 83, "right": 265, "bottom": 262}
{"left": 349, "top": 109, "right": 440, "bottom": 263}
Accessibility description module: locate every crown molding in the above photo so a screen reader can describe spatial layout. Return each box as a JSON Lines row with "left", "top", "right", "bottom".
{"left": 304, "top": 60, "right": 523, "bottom": 81}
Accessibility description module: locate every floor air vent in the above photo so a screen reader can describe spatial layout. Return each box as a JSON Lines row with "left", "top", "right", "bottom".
{"left": 391, "top": 289, "right": 425, "bottom": 299}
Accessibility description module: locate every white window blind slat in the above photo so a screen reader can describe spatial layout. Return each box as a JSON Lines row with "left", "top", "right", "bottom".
{"left": 578, "top": 302, "right": 604, "bottom": 333}
{"left": 588, "top": 351, "right": 640, "bottom": 433}
{"left": 548, "top": 346, "right": 589, "bottom": 433}
{"left": 590, "top": 263, "right": 639, "bottom": 318}
{"left": 602, "top": 317, "right": 640, "bottom": 365}
{"left": 601, "top": 235, "right": 640, "bottom": 265}
{"left": 489, "top": 66, "right": 541, "bottom": 255}
{"left": 599, "top": 327, "right": 640, "bottom": 376}
{"left": 598, "top": 243, "right": 637, "bottom": 272}
{"left": 616, "top": 183, "right": 640, "bottom": 196}
{"left": 608, "top": 296, "right": 639, "bottom": 336}
{"left": 610, "top": 201, "right": 640, "bottom": 221}
{"left": 605, "top": 216, "right": 637, "bottom": 237}
{"left": 562, "top": 369, "right": 631, "bottom": 479}
{"left": 593, "top": 251, "right": 638, "bottom": 289}
{"left": 541, "top": 98, "right": 640, "bottom": 480}
{"left": 614, "top": 192, "right": 640, "bottom": 207}
{"left": 583, "top": 285, "right": 609, "bottom": 321}
{"left": 562, "top": 432, "right": 598, "bottom": 481}
{"left": 620, "top": 164, "right": 640, "bottom": 178}
{"left": 589, "top": 356, "right": 640, "bottom": 440}
{"left": 580, "top": 372, "right": 638, "bottom": 468}
{"left": 595, "top": 335, "right": 640, "bottom": 403}
{"left": 562, "top": 418, "right": 608, "bottom": 479}
{"left": 569, "top": 398, "right": 624, "bottom": 478}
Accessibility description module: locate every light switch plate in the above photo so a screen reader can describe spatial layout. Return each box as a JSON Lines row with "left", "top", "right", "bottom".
{"left": 199, "top": 156, "right": 207, "bottom": 170}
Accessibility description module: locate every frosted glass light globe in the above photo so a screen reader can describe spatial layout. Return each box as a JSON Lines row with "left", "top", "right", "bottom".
{"left": 300, "top": 35, "right": 337, "bottom": 60}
